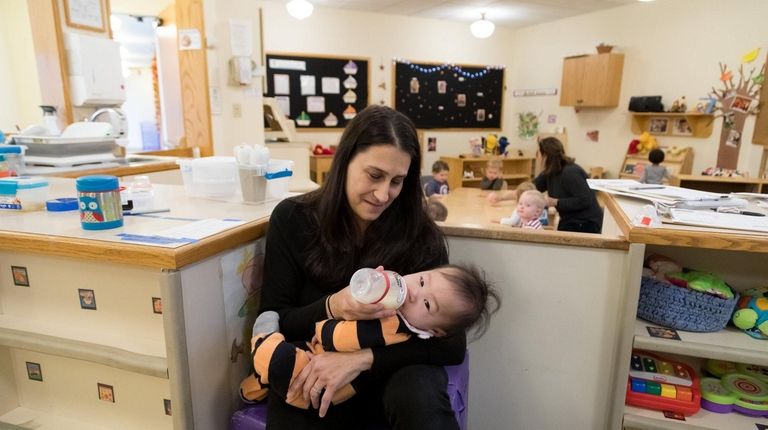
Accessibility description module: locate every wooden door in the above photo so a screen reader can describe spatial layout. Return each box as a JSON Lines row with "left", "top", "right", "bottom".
{"left": 559, "top": 55, "right": 586, "bottom": 106}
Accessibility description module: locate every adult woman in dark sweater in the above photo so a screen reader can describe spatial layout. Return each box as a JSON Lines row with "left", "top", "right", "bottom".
{"left": 534, "top": 137, "right": 603, "bottom": 233}
{"left": 258, "top": 105, "right": 463, "bottom": 429}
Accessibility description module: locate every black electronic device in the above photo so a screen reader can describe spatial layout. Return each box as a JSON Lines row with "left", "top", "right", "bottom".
{"left": 629, "top": 96, "right": 664, "bottom": 112}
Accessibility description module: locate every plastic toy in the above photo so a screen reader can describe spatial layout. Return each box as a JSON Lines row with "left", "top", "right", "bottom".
{"left": 642, "top": 254, "right": 682, "bottom": 282}
{"left": 625, "top": 350, "right": 701, "bottom": 416}
{"left": 669, "top": 96, "right": 687, "bottom": 113}
{"left": 665, "top": 271, "right": 734, "bottom": 299}
{"left": 701, "top": 359, "right": 768, "bottom": 416}
{"left": 497, "top": 136, "right": 510, "bottom": 156}
{"left": 633, "top": 132, "right": 658, "bottom": 155}
{"left": 312, "top": 144, "right": 334, "bottom": 155}
{"left": 732, "top": 293, "right": 768, "bottom": 340}
{"left": 485, "top": 134, "right": 498, "bottom": 155}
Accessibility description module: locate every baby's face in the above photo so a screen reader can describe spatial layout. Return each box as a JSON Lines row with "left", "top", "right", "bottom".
{"left": 517, "top": 194, "right": 543, "bottom": 221}
{"left": 485, "top": 167, "right": 500, "bottom": 180}
{"left": 400, "top": 268, "right": 464, "bottom": 337}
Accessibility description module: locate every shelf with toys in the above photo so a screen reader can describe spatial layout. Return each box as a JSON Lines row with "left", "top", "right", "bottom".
{"left": 620, "top": 139, "right": 693, "bottom": 181}
{"left": 619, "top": 245, "right": 768, "bottom": 429}
{"left": 440, "top": 155, "right": 535, "bottom": 190}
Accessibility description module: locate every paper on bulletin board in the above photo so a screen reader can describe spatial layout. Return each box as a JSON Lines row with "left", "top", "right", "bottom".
{"left": 307, "top": 96, "right": 325, "bottom": 113}
{"left": 321, "top": 77, "right": 340, "bottom": 94}
{"left": 65, "top": 0, "right": 104, "bottom": 30}
{"left": 275, "top": 96, "right": 291, "bottom": 116}
{"left": 273, "top": 74, "right": 290, "bottom": 95}
{"left": 300, "top": 75, "right": 316, "bottom": 95}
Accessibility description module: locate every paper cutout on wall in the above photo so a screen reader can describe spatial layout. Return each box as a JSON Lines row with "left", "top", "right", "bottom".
{"left": 343, "top": 105, "right": 357, "bottom": 120}
{"left": 517, "top": 112, "right": 540, "bottom": 139}
{"left": 742, "top": 48, "right": 760, "bottom": 64}
{"left": 343, "top": 89, "right": 357, "bottom": 104}
{"left": 296, "top": 111, "right": 311, "bottom": 126}
{"left": 324, "top": 112, "right": 338, "bottom": 127}
{"left": 321, "top": 77, "right": 340, "bottom": 94}
{"left": 343, "top": 61, "right": 358, "bottom": 75}
{"left": 344, "top": 76, "right": 358, "bottom": 89}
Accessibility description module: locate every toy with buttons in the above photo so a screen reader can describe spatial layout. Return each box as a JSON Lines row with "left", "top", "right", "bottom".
{"left": 625, "top": 350, "right": 701, "bottom": 416}
{"left": 701, "top": 359, "right": 768, "bottom": 417}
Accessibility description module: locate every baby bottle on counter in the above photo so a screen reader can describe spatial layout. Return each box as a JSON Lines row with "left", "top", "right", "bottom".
{"left": 350, "top": 268, "right": 407, "bottom": 309}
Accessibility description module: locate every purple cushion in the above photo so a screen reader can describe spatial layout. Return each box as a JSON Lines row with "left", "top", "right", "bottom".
{"left": 230, "top": 352, "right": 469, "bottom": 430}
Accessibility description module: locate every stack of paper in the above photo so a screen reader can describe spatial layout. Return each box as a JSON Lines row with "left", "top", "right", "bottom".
{"left": 588, "top": 179, "right": 747, "bottom": 210}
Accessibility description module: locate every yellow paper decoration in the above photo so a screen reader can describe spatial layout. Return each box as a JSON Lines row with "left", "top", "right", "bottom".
{"left": 742, "top": 48, "right": 760, "bottom": 64}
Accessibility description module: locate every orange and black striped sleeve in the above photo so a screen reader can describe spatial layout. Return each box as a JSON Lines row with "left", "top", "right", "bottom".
{"left": 316, "top": 315, "right": 411, "bottom": 352}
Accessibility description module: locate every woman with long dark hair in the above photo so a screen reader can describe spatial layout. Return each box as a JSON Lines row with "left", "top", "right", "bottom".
{"left": 258, "top": 105, "right": 464, "bottom": 429}
{"left": 534, "top": 137, "right": 603, "bottom": 233}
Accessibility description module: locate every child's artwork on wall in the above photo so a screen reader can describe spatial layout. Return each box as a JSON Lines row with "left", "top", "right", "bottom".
{"left": 517, "top": 112, "right": 539, "bottom": 139}
{"left": 709, "top": 48, "right": 765, "bottom": 168}
{"left": 265, "top": 53, "right": 369, "bottom": 129}
{"left": 394, "top": 59, "right": 504, "bottom": 129}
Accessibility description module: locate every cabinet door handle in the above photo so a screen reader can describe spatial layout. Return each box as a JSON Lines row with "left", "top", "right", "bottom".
{"left": 577, "top": 99, "right": 584, "bottom": 104}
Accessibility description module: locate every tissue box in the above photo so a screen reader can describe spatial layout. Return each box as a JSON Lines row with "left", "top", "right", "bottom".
{"left": 266, "top": 159, "right": 294, "bottom": 200}
{"left": 0, "top": 177, "right": 50, "bottom": 211}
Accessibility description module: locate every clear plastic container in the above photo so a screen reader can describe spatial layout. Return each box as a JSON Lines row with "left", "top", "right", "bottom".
{"left": 177, "top": 156, "right": 239, "bottom": 198}
{"left": 0, "top": 177, "right": 50, "bottom": 211}
{"left": 265, "top": 159, "right": 294, "bottom": 200}
{"left": 0, "top": 144, "right": 25, "bottom": 176}
{"left": 350, "top": 268, "right": 408, "bottom": 310}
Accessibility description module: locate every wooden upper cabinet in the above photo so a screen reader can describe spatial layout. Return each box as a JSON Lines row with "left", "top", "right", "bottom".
{"left": 560, "top": 53, "right": 624, "bottom": 107}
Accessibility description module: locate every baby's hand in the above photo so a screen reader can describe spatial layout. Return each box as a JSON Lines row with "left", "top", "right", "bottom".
{"left": 487, "top": 192, "right": 499, "bottom": 205}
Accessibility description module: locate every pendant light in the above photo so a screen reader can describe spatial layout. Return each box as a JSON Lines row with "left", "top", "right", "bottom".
{"left": 286, "top": 0, "right": 314, "bottom": 20}
{"left": 470, "top": 13, "right": 495, "bottom": 39}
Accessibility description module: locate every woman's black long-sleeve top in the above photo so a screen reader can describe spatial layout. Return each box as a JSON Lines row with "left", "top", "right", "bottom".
{"left": 259, "top": 198, "right": 466, "bottom": 380}
{"left": 534, "top": 163, "right": 603, "bottom": 228}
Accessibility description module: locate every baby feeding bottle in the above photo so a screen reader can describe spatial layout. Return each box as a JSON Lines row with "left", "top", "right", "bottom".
{"left": 350, "top": 268, "right": 407, "bottom": 309}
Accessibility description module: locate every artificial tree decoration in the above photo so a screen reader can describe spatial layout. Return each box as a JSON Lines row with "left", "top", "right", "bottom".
{"left": 709, "top": 56, "right": 765, "bottom": 169}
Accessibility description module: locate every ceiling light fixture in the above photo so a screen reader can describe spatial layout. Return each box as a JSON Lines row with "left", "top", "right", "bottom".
{"left": 286, "top": 0, "right": 314, "bottom": 20}
{"left": 470, "top": 13, "right": 495, "bottom": 39}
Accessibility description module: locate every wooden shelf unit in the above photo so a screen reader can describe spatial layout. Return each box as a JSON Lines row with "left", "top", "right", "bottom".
{"left": 670, "top": 174, "right": 768, "bottom": 194}
{"left": 309, "top": 154, "right": 334, "bottom": 186}
{"left": 619, "top": 147, "right": 693, "bottom": 181}
{"left": 630, "top": 112, "right": 714, "bottom": 138}
{"left": 440, "top": 155, "right": 535, "bottom": 190}
{"left": 560, "top": 53, "right": 624, "bottom": 107}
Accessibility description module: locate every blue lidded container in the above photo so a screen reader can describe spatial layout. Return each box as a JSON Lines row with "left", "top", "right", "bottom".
{"left": 76, "top": 175, "right": 123, "bottom": 230}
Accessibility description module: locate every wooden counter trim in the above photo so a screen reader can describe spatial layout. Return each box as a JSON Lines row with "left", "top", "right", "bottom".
{"left": 0, "top": 217, "right": 269, "bottom": 269}
{"left": 600, "top": 192, "right": 768, "bottom": 253}
{"left": 52, "top": 161, "right": 179, "bottom": 178}
{"left": 440, "top": 224, "right": 630, "bottom": 251}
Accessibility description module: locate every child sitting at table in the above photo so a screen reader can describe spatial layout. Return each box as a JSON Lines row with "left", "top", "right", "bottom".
{"left": 499, "top": 190, "right": 546, "bottom": 230}
{"left": 491, "top": 181, "right": 549, "bottom": 227}
{"left": 424, "top": 160, "right": 450, "bottom": 197}
{"left": 480, "top": 159, "right": 507, "bottom": 191}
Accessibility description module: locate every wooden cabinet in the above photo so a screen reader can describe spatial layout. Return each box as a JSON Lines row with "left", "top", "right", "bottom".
{"left": 439, "top": 155, "right": 535, "bottom": 190}
{"left": 0, "top": 179, "right": 275, "bottom": 429}
{"left": 619, "top": 147, "right": 693, "bottom": 180}
{"left": 310, "top": 155, "right": 334, "bottom": 186}
{"left": 560, "top": 53, "right": 624, "bottom": 107}
{"left": 670, "top": 174, "right": 768, "bottom": 194}
{"left": 631, "top": 112, "right": 714, "bottom": 138}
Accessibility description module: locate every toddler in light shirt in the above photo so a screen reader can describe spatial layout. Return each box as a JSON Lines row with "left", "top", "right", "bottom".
{"left": 499, "top": 190, "right": 546, "bottom": 230}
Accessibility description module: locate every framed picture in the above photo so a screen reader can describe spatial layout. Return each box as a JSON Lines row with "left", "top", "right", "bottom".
{"left": 63, "top": 0, "right": 107, "bottom": 33}
{"left": 79, "top": 289, "right": 97, "bottom": 310}
{"left": 152, "top": 297, "right": 163, "bottom": 314}
{"left": 622, "top": 164, "right": 635, "bottom": 174}
{"left": 648, "top": 118, "right": 669, "bottom": 135}
{"left": 11, "top": 266, "right": 30, "bottom": 287}
{"left": 164, "top": 399, "right": 172, "bottom": 416}
{"left": 671, "top": 118, "right": 693, "bottom": 136}
{"left": 26, "top": 362, "right": 43, "bottom": 381}
{"left": 730, "top": 95, "right": 755, "bottom": 113}
{"left": 97, "top": 383, "right": 115, "bottom": 402}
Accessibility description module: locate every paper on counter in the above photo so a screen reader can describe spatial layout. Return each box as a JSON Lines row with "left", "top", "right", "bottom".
{"left": 118, "top": 219, "right": 246, "bottom": 247}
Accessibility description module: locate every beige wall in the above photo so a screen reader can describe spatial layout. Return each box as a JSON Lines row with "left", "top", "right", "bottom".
{"left": 509, "top": 0, "right": 768, "bottom": 176}
{"left": 258, "top": 1, "right": 517, "bottom": 173}
{"left": 0, "top": 0, "right": 42, "bottom": 133}
{"left": 251, "top": 0, "right": 767, "bottom": 176}
{"left": 204, "top": 0, "right": 265, "bottom": 157}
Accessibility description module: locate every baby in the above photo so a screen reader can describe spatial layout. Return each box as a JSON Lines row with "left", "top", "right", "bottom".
{"left": 240, "top": 263, "right": 499, "bottom": 410}
{"left": 500, "top": 190, "right": 546, "bottom": 230}
{"left": 480, "top": 159, "right": 506, "bottom": 191}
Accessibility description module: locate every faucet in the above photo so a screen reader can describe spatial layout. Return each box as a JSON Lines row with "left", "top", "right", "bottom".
{"left": 89, "top": 107, "right": 126, "bottom": 123}
{"left": 88, "top": 107, "right": 127, "bottom": 137}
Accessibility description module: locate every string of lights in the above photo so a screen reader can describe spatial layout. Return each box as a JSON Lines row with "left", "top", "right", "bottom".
{"left": 393, "top": 59, "right": 505, "bottom": 79}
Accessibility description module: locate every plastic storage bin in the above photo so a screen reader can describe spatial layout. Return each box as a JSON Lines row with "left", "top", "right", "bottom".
{"left": 0, "top": 177, "right": 50, "bottom": 211}
{"left": 0, "top": 145, "right": 25, "bottom": 176}
{"left": 265, "top": 159, "right": 294, "bottom": 200}
{"left": 177, "top": 156, "right": 239, "bottom": 198}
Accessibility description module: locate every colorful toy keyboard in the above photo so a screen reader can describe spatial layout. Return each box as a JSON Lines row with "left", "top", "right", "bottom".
{"left": 625, "top": 351, "right": 701, "bottom": 416}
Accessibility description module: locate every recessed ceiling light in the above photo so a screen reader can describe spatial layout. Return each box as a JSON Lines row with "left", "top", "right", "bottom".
{"left": 286, "top": 0, "right": 314, "bottom": 20}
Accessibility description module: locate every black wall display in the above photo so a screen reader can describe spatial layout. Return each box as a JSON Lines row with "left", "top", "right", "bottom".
{"left": 393, "top": 60, "right": 504, "bottom": 129}
{"left": 265, "top": 53, "right": 369, "bottom": 129}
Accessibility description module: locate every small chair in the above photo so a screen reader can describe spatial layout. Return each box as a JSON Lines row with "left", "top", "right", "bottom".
{"left": 230, "top": 351, "right": 470, "bottom": 430}
{"left": 420, "top": 175, "right": 432, "bottom": 195}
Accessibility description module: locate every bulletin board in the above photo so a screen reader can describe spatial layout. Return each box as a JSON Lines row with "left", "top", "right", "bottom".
{"left": 393, "top": 60, "right": 504, "bottom": 129}
{"left": 265, "top": 53, "right": 369, "bottom": 130}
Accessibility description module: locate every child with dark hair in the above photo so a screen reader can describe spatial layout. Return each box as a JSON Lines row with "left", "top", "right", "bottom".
{"left": 426, "top": 198, "right": 448, "bottom": 222}
{"left": 241, "top": 264, "right": 499, "bottom": 409}
{"left": 640, "top": 149, "right": 670, "bottom": 184}
{"left": 424, "top": 160, "right": 450, "bottom": 197}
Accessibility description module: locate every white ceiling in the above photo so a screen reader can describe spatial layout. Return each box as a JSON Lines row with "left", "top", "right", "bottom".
{"left": 268, "top": 0, "right": 640, "bottom": 28}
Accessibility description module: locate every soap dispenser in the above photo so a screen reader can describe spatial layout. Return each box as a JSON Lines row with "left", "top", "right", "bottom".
{"left": 40, "top": 105, "right": 61, "bottom": 136}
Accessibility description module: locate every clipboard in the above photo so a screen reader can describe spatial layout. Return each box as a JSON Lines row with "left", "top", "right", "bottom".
{"left": 668, "top": 209, "right": 768, "bottom": 233}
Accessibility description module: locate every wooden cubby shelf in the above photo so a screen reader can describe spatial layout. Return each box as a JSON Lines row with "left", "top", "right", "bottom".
{"left": 440, "top": 155, "right": 535, "bottom": 190}
{"left": 630, "top": 112, "right": 714, "bottom": 138}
